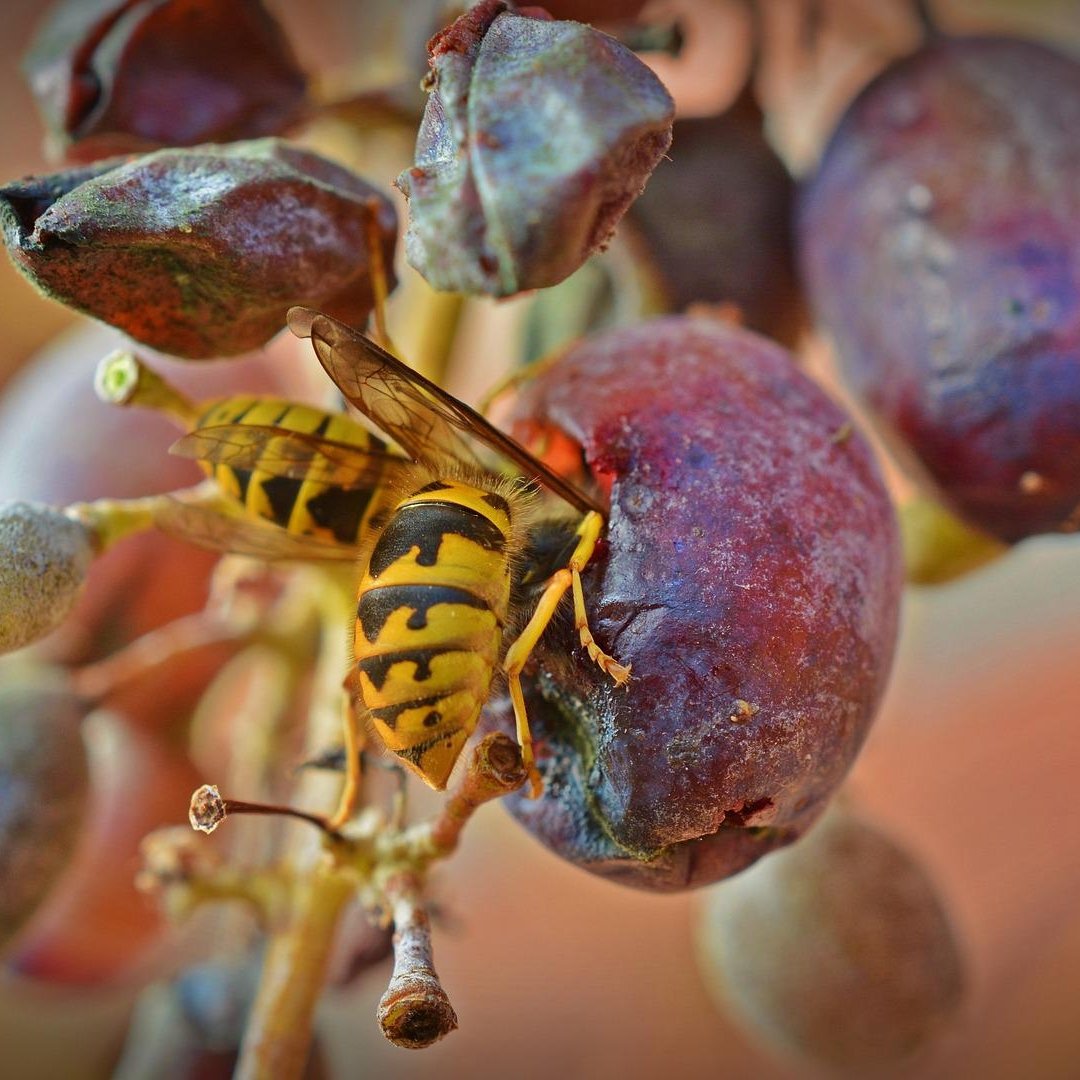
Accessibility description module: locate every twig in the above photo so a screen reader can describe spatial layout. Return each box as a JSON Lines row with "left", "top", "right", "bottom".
{"left": 64, "top": 491, "right": 175, "bottom": 552}
{"left": 377, "top": 871, "right": 458, "bottom": 1049}
{"left": 379, "top": 733, "right": 528, "bottom": 864}
{"left": 387, "top": 274, "right": 464, "bottom": 386}
{"left": 94, "top": 349, "right": 200, "bottom": 426}
{"left": 230, "top": 567, "right": 358, "bottom": 1079}
{"left": 235, "top": 862, "right": 356, "bottom": 1080}
{"left": 366, "top": 206, "right": 397, "bottom": 356}
{"left": 426, "top": 732, "right": 528, "bottom": 855}
{"left": 70, "top": 611, "right": 246, "bottom": 702}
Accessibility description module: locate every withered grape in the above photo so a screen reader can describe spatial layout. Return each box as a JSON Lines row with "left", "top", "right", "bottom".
{"left": 396, "top": 0, "right": 673, "bottom": 297}
{"left": 0, "top": 676, "right": 88, "bottom": 951}
{"left": 697, "top": 809, "right": 966, "bottom": 1068}
{"left": 799, "top": 37, "right": 1080, "bottom": 542}
{"left": 491, "top": 317, "right": 902, "bottom": 889}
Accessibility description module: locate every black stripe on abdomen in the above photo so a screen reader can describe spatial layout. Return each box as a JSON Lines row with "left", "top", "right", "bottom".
{"left": 260, "top": 474, "right": 304, "bottom": 527}
{"left": 368, "top": 690, "right": 454, "bottom": 731}
{"left": 368, "top": 501, "right": 507, "bottom": 579}
{"left": 357, "top": 646, "right": 446, "bottom": 692}
{"left": 306, "top": 485, "right": 373, "bottom": 543}
{"left": 357, "top": 583, "right": 489, "bottom": 643}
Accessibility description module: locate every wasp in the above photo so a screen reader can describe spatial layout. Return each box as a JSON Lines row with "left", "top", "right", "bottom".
{"left": 157, "top": 308, "right": 629, "bottom": 799}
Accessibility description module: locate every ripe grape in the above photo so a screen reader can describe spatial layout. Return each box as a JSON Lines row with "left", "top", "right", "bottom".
{"left": 492, "top": 316, "right": 902, "bottom": 888}
{"left": 799, "top": 36, "right": 1080, "bottom": 542}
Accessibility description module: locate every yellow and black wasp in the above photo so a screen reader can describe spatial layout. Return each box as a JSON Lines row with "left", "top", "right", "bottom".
{"left": 154, "top": 308, "right": 629, "bottom": 800}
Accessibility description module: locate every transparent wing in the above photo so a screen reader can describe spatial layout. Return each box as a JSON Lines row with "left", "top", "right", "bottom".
{"left": 288, "top": 307, "right": 604, "bottom": 516}
{"left": 156, "top": 494, "right": 359, "bottom": 562}
{"left": 171, "top": 423, "right": 414, "bottom": 491}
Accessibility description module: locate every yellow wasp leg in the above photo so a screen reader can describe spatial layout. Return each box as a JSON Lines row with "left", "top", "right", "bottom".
{"left": 326, "top": 685, "right": 366, "bottom": 832}
{"left": 503, "top": 511, "right": 631, "bottom": 798}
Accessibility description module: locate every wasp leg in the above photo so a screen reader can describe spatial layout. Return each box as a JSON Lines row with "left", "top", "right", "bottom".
{"left": 327, "top": 677, "right": 366, "bottom": 831}
{"left": 502, "top": 512, "right": 631, "bottom": 799}
{"left": 562, "top": 511, "right": 631, "bottom": 683}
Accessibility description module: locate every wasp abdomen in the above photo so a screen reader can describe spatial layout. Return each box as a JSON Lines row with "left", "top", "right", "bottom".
{"left": 354, "top": 483, "right": 515, "bottom": 789}
{"left": 194, "top": 396, "right": 386, "bottom": 543}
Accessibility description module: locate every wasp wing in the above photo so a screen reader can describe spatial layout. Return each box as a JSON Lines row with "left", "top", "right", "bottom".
{"left": 171, "top": 423, "right": 412, "bottom": 490}
{"left": 287, "top": 307, "right": 604, "bottom": 516}
{"left": 155, "top": 492, "right": 360, "bottom": 562}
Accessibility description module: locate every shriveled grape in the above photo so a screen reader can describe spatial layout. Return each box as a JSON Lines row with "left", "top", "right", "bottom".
{"left": 697, "top": 809, "right": 966, "bottom": 1069}
{"left": 0, "top": 675, "right": 88, "bottom": 951}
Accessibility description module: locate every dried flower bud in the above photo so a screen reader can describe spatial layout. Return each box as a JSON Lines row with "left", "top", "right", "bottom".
{"left": 24, "top": 0, "right": 307, "bottom": 160}
{"left": 136, "top": 825, "right": 221, "bottom": 893}
{"left": 697, "top": 809, "right": 967, "bottom": 1069}
{"left": 189, "top": 783, "right": 226, "bottom": 834}
{"left": 0, "top": 674, "right": 89, "bottom": 950}
{"left": 396, "top": 0, "right": 674, "bottom": 296}
{"left": 0, "top": 140, "right": 397, "bottom": 358}
{"left": 0, "top": 502, "right": 95, "bottom": 654}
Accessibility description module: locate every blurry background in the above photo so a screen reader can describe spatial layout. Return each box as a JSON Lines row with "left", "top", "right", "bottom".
{"left": 1, "top": 0, "right": 1079, "bottom": 1077}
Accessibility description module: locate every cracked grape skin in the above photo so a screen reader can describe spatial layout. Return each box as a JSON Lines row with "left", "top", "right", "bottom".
{"left": 798, "top": 36, "right": 1080, "bottom": 542}
{"left": 488, "top": 317, "right": 902, "bottom": 890}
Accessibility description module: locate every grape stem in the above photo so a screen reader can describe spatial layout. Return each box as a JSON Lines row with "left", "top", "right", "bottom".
{"left": 70, "top": 611, "right": 247, "bottom": 702}
{"left": 227, "top": 733, "right": 526, "bottom": 1075}
{"left": 911, "top": 0, "right": 940, "bottom": 40}
{"left": 377, "top": 871, "right": 458, "bottom": 1048}
{"left": 235, "top": 861, "right": 356, "bottom": 1080}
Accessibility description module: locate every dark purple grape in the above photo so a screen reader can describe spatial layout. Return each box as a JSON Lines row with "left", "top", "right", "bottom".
{"left": 490, "top": 316, "right": 902, "bottom": 889}
{"left": 23, "top": 0, "right": 307, "bottom": 161}
{"left": 799, "top": 36, "right": 1080, "bottom": 542}
{"left": 627, "top": 89, "right": 804, "bottom": 346}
